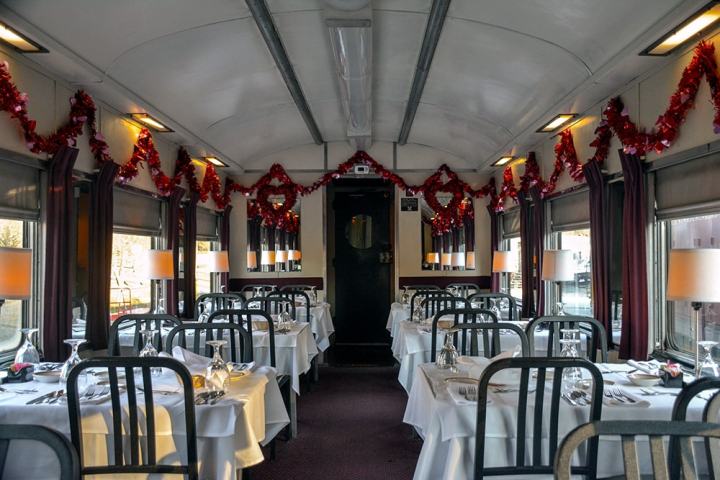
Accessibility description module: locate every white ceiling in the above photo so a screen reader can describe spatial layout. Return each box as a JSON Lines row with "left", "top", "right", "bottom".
{"left": 0, "top": 0, "right": 707, "bottom": 172}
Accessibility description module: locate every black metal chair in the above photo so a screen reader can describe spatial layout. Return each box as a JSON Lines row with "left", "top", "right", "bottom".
{"left": 107, "top": 314, "right": 181, "bottom": 356}
{"left": 417, "top": 293, "right": 469, "bottom": 320}
{"left": 554, "top": 420, "right": 720, "bottom": 480}
{"left": 268, "top": 289, "right": 310, "bottom": 323}
{"left": 670, "top": 377, "right": 720, "bottom": 479}
{"left": 447, "top": 282, "right": 481, "bottom": 298}
{"left": 194, "top": 292, "right": 243, "bottom": 320}
{"left": 468, "top": 293, "right": 519, "bottom": 321}
{"left": 166, "top": 322, "right": 253, "bottom": 363}
{"left": 475, "top": 357, "right": 603, "bottom": 479}
{"left": 0, "top": 424, "right": 80, "bottom": 480}
{"left": 405, "top": 284, "right": 440, "bottom": 291}
{"left": 66, "top": 357, "right": 198, "bottom": 479}
{"left": 526, "top": 315, "right": 608, "bottom": 362}
{"left": 280, "top": 284, "right": 314, "bottom": 292}
{"left": 431, "top": 310, "right": 526, "bottom": 361}
{"left": 246, "top": 295, "right": 296, "bottom": 321}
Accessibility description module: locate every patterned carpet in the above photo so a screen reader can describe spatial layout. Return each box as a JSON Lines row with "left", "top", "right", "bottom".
{"left": 253, "top": 365, "right": 422, "bottom": 480}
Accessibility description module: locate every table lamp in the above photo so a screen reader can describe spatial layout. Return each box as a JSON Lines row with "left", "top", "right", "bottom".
{"left": 465, "top": 251, "right": 476, "bottom": 270}
{"left": 246, "top": 249, "right": 258, "bottom": 270}
{"left": 440, "top": 252, "right": 452, "bottom": 271}
{"left": 492, "top": 250, "right": 515, "bottom": 294}
{"left": 0, "top": 247, "right": 32, "bottom": 314}
{"left": 667, "top": 248, "right": 720, "bottom": 377}
{"left": 451, "top": 252, "right": 465, "bottom": 270}
{"left": 147, "top": 249, "right": 174, "bottom": 314}
{"left": 208, "top": 250, "right": 230, "bottom": 293}
{"left": 426, "top": 252, "right": 439, "bottom": 271}
{"left": 261, "top": 250, "right": 276, "bottom": 272}
{"left": 541, "top": 249, "right": 574, "bottom": 315}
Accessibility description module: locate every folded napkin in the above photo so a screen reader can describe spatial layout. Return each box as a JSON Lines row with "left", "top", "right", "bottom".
{"left": 171, "top": 346, "right": 211, "bottom": 376}
{"left": 447, "top": 382, "right": 477, "bottom": 405}
{"left": 602, "top": 388, "right": 650, "bottom": 408}
{"left": 627, "top": 360, "right": 661, "bottom": 375}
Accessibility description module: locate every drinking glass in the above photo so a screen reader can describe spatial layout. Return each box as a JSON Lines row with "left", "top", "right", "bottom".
{"left": 14, "top": 328, "right": 40, "bottom": 365}
{"left": 489, "top": 298, "right": 502, "bottom": 322}
{"left": 412, "top": 296, "right": 424, "bottom": 322}
{"left": 139, "top": 329, "right": 162, "bottom": 376}
{"left": 253, "top": 286, "right": 263, "bottom": 298}
{"left": 698, "top": 340, "right": 720, "bottom": 377}
{"left": 205, "top": 340, "right": 229, "bottom": 393}
{"left": 59, "top": 339, "right": 87, "bottom": 390}
{"left": 198, "top": 298, "right": 213, "bottom": 322}
{"left": 436, "top": 329, "right": 459, "bottom": 372}
{"left": 400, "top": 286, "right": 410, "bottom": 306}
{"left": 559, "top": 329, "right": 582, "bottom": 394}
{"left": 308, "top": 286, "right": 317, "bottom": 306}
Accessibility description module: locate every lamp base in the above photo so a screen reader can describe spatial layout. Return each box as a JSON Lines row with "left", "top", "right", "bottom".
{"left": 554, "top": 302, "right": 566, "bottom": 316}
{"left": 693, "top": 302, "right": 702, "bottom": 379}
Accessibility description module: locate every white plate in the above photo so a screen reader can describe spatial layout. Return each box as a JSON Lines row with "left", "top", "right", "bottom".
{"left": 33, "top": 371, "right": 61, "bottom": 383}
{"left": 628, "top": 373, "right": 661, "bottom": 387}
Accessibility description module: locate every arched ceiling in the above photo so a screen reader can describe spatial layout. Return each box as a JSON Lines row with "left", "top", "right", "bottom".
{"left": 0, "top": 0, "right": 706, "bottom": 172}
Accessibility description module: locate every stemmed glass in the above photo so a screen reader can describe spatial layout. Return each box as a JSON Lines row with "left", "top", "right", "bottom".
{"left": 139, "top": 329, "right": 161, "bottom": 376}
{"left": 698, "top": 340, "right": 719, "bottom": 377}
{"left": 205, "top": 340, "right": 229, "bottom": 393}
{"left": 308, "top": 286, "right": 317, "bottom": 306}
{"left": 559, "top": 329, "right": 582, "bottom": 394}
{"left": 400, "top": 286, "right": 410, "bottom": 305}
{"left": 412, "top": 296, "right": 424, "bottom": 323}
{"left": 253, "top": 286, "right": 263, "bottom": 298}
{"left": 59, "top": 339, "right": 87, "bottom": 390}
{"left": 436, "top": 328, "right": 459, "bottom": 372}
{"left": 198, "top": 298, "right": 213, "bottom": 322}
{"left": 489, "top": 298, "right": 502, "bottom": 321}
{"left": 14, "top": 328, "right": 40, "bottom": 365}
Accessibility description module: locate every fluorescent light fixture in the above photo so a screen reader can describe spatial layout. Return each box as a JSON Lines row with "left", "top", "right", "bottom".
{"left": 129, "top": 113, "right": 173, "bottom": 132}
{"left": 326, "top": 18, "right": 372, "bottom": 149}
{"left": 642, "top": 2, "right": 720, "bottom": 56}
{"left": 204, "top": 156, "right": 228, "bottom": 168}
{"left": 492, "top": 156, "right": 514, "bottom": 167}
{"left": 0, "top": 23, "right": 46, "bottom": 53}
{"left": 536, "top": 114, "right": 577, "bottom": 133}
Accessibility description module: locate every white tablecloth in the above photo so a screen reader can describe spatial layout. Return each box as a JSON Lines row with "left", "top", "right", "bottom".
{"left": 404, "top": 361, "right": 710, "bottom": 479}
{"left": 0, "top": 365, "right": 289, "bottom": 480}
{"left": 386, "top": 302, "right": 410, "bottom": 338}
{"left": 296, "top": 302, "right": 335, "bottom": 352}
{"left": 252, "top": 322, "right": 318, "bottom": 394}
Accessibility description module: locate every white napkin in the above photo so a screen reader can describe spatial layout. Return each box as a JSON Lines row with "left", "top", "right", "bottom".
{"left": 171, "top": 346, "right": 210, "bottom": 376}
{"left": 627, "top": 360, "right": 661, "bottom": 375}
{"left": 447, "top": 383, "right": 478, "bottom": 405}
{"left": 602, "top": 388, "right": 650, "bottom": 408}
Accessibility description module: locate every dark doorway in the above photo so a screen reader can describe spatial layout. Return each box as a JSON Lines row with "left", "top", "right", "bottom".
{"left": 328, "top": 179, "right": 394, "bottom": 365}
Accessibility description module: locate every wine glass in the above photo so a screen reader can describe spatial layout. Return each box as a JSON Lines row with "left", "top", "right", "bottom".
{"left": 139, "top": 329, "right": 161, "bottom": 376}
{"left": 59, "top": 339, "right": 87, "bottom": 390}
{"left": 205, "top": 340, "right": 229, "bottom": 393}
{"left": 436, "top": 328, "right": 459, "bottom": 372}
{"left": 400, "top": 286, "right": 410, "bottom": 305}
{"left": 698, "top": 340, "right": 719, "bottom": 377}
{"left": 253, "top": 286, "right": 263, "bottom": 298}
{"left": 489, "top": 298, "right": 502, "bottom": 322}
{"left": 559, "top": 329, "right": 582, "bottom": 394}
{"left": 14, "top": 328, "right": 40, "bottom": 365}
{"left": 308, "top": 286, "right": 317, "bottom": 306}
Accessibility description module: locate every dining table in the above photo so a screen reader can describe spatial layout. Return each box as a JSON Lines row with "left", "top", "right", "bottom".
{"left": 0, "top": 355, "right": 290, "bottom": 480}
{"left": 295, "top": 302, "right": 335, "bottom": 352}
{"left": 403, "top": 359, "right": 712, "bottom": 479}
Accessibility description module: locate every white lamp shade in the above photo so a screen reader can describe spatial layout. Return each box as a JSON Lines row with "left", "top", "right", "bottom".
{"left": 261, "top": 250, "right": 276, "bottom": 265}
{"left": 0, "top": 247, "right": 31, "bottom": 299}
{"left": 426, "top": 252, "right": 439, "bottom": 264}
{"left": 440, "top": 253, "right": 452, "bottom": 267}
{"left": 541, "top": 249, "right": 574, "bottom": 282}
{"left": 288, "top": 250, "right": 302, "bottom": 261}
{"left": 492, "top": 250, "right": 515, "bottom": 273}
{"left": 147, "top": 250, "right": 174, "bottom": 280}
{"left": 276, "top": 250, "right": 288, "bottom": 263}
{"left": 466, "top": 251, "right": 476, "bottom": 269}
{"left": 667, "top": 248, "right": 720, "bottom": 303}
{"left": 451, "top": 252, "right": 465, "bottom": 267}
{"left": 247, "top": 250, "right": 258, "bottom": 269}
{"left": 207, "top": 251, "right": 230, "bottom": 273}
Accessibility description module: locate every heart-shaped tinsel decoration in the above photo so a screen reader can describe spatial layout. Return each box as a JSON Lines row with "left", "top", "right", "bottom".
{"left": 423, "top": 176, "right": 465, "bottom": 235}
{"left": 255, "top": 183, "right": 298, "bottom": 228}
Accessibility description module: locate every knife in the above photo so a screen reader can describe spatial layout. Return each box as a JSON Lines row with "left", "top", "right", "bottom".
{"left": 26, "top": 390, "right": 62, "bottom": 405}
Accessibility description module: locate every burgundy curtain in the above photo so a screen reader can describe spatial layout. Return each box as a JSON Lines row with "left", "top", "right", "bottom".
{"left": 529, "top": 185, "right": 545, "bottom": 316}
{"left": 219, "top": 205, "right": 233, "bottom": 291}
{"left": 166, "top": 187, "right": 185, "bottom": 317}
{"left": 518, "top": 191, "right": 534, "bottom": 318}
{"left": 583, "top": 160, "right": 611, "bottom": 348}
{"left": 183, "top": 192, "right": 199, "bottom": 318}
{"left": 42, "top": 147, "right": 78, "bottom": 361}
{"left": 487, "top": 206, "right": 500, "bottom": 292}
{"left": 619, "top": 151, "right": 649, "bottom": 360}
{"left": 85, "top": 161, "right": 119, "bottom": 350}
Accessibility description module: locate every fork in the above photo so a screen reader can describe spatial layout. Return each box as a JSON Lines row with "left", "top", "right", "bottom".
{"left": 612, "top": 387, "right": 636, "bottom": 404}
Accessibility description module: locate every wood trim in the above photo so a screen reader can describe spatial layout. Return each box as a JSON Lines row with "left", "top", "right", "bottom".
{"left": 399, "top": 275, "right": 491, "bottom": 289}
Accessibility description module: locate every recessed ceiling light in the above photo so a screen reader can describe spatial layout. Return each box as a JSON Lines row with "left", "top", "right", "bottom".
{"left": 492, "top": 156, "right": 514, "bottom": 167}
{"left": 129, "top": 113, "right": 173, "bottom": 132}
{"left": 204, "top": 156, "right": 228, "bottom": 168}
{"left": 536, "top": 114, "right": 578, "bottom": 133}
{"left": 641, "top": 1, "right": 720, "bottom": 56}
{"left": 0, "top": 22, "right": 46, "bottom": 53}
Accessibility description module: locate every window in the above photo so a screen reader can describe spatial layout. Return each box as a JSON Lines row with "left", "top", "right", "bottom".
{"left": 0, "top": 218, "right": 31, "bottom": 352}
{"left": 196, "top": 240, "right": 215, "bottom": 295}
{"left": 664, "top": 213, "right": 720, "bottom": 354}
{"left": 110, "top": 232, "right": 154, "bottom": 318}
{"left": 557, "top": 228, "right": 593, "bottom": 316}
{"left": 504, "top": 237, "right": 522, "bottom": 300}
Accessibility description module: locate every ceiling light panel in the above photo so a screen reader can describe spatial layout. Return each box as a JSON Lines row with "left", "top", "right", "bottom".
{"left": 0, "top": 22, "right": 46, "bottom": 53}
{"left": 642, "top": 2, "right": 720, "bottom": 56}
{"left": 129, "top": 113, "right": 173, "bottom": 132}
{"left": 537, "top": 114, "right": 577, "bottom": 133}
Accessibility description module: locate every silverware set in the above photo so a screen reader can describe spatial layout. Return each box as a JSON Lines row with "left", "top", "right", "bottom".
{"left": 195, "top": 390, "right": 225, "bottom": 405}
{"left": 26, "top": 390, "right": 64, "bottom": 405}
{"left": 79, "top": 385, "right": 110, "bottom": 401}
{"left": 457, "top": 386, "right": 477, "bottom": 401}
{"left": 638, "top": 388, "right": 678, "bottom": 396}
{"left": 0, "top": 386, "right": 38, "bottom": 394}
{"left": 603, "top": 387, "right": 637, "bottom": 404}
{"left": 562, "top": 390, "right": 590, "bottom": 406}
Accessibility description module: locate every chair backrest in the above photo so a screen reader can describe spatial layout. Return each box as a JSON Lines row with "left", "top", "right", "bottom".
{"left": 447, "top": 283, "right": 481, "bottom": 298}
{"left": 468, "top": 293, "right": 518, "bottom": 321}
{"left": 66, "top": 357, "right": 198, "bottom": 479}
{"left": 108, "top": 314, "right": 181, "bottom": 356}
{"left": 239, "top": 284, "right": 277, "bottom": 297}
{"left": 475, "top": 357, "right": 603, "bottom": 479}
{"left": 209, "top": 309, "right": 278, "bottom": 367}
{"left": 166, "top": 322, "right": 253, "bottom": 363}
{"left": 0, "top": 424, "right": 79, "bottom": 480}
{"left": 405, "top": 284, "right": 440, "bottom": 291}
{"left": 246, "top": 295, "right": 296, "bottom": 320}
{"left": 431, "top": 310, "right": 526, "bottom": 361}
{"left": 670, "top": 377, "right": 720, "bottom": 479}
{"left": 268, "top": 289, "right": 310, "bottom": 322}
{"left": 554, "top": 420, "right": 720, "bottom": 480}
{"left": 195, "top": 293, "right": 243, "bottom": 320}
{"left": 416, "top": 293, "right": 469, "bottom": 320}
{"left": 526, "top": 315, "right": 608, "bottom": 362}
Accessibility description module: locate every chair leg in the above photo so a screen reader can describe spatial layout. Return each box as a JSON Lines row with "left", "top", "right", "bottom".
{"left": 289, "top": 389, "right": 298, "bottom": 439}
{"left": 270, "top": 438, "right": 276, "bottom": 460}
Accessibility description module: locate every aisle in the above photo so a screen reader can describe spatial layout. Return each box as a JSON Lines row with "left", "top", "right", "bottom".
{"left": 254, "top": 366, "right": 422, "bottom": 479}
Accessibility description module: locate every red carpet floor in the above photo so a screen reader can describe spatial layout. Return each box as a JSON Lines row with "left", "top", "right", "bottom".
{"left": 253, "top": 366, "right": 422, "bottom": 480}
